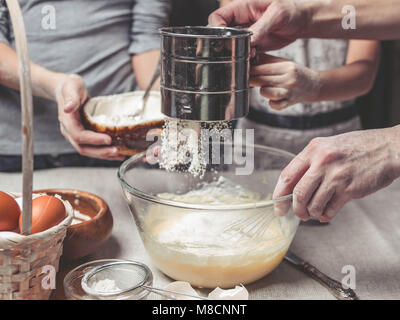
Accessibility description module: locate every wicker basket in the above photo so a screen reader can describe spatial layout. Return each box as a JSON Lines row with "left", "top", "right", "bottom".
{"left": 0, "top": 0, "right": 73, "bottom": 300}
{"left": 0, "top": 195, "right": 73, "bottom": 300}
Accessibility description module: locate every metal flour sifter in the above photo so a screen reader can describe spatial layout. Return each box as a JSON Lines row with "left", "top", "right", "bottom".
{"left": 159, "top": 26, "right": 252, "bottom": 122}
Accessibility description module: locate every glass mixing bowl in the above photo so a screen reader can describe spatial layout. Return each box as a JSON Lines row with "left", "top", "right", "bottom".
{"left": 118, "top": 143, "right": 299, "bottom": 288}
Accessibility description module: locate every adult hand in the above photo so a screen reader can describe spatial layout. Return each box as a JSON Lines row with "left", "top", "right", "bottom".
{"left": 273, "top": 127, "right": 400, "bottom": 222}
{"left": 250, "top": 54, "right": 321, "bottom": 110}
{"left": 208, "top": 0, "right": 305, "bottom": 50}
{"left": 212, "top": 0, "right": 400, "bottom": 43}
{"left": 56, "top": 74, "right": 125, "bottom": 161}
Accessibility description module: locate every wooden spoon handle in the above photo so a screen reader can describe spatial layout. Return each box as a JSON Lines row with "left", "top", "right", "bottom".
{"left": 5, "top": 0, "right": 34, "bottom": 235}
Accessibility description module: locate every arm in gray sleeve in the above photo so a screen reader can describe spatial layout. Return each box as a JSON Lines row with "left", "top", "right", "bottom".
{"left": 129, "top": 0, "right": 171, "bottom": 55}
{"left": 0, "top": 4, "right": 10, "bottom": 45}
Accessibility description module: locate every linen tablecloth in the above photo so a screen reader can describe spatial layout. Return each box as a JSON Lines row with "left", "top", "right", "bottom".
{"left": 1, "top": 167, "right": 399, "bottom": 300}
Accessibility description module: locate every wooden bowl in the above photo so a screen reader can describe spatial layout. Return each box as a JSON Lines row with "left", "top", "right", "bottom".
{"left": 81, "top": 91, "right": 165, "bottom": 156}
{"left": 34, "top": 189, "right": 113, "bottom": 261}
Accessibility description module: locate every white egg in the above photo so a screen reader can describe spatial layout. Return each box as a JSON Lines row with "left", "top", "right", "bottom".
{"left": 208, "top": 285, "right": 249, "bottom": 300}
{"left": 161, "top": 281, "right": 200, "bottom": 300}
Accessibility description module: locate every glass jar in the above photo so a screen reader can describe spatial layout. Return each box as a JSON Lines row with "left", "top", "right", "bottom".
{"left": 64, "top": 259, "right": 153, "bottom": 300}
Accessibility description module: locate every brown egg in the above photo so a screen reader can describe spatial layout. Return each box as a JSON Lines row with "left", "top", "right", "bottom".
{"left": 19, "top": 195, "right": 66, "bottom": 234}
{"left": 0, "top": 191, "right": 21, "bottom": 231}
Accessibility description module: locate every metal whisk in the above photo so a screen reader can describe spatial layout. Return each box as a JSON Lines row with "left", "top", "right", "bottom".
{"left": 224, "top": 194, "right": 293, "bottom": 241}
{"left": 224, "top": 210, "right": 276, "bottom": 241}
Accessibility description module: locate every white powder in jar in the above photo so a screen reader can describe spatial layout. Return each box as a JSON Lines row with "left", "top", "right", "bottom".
{"left": 91, "top": 279, "right": 121, "bottom": 293}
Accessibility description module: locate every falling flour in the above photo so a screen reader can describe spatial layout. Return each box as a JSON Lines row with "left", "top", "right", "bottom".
{"left": 159, "top": 119, "right": 231, "bottom": 178}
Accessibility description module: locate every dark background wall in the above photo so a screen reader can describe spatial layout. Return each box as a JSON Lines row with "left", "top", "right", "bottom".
{"left": 358, "top": 41, "right": 400, "bottom": 129}
{"left": 170, "top": 0, "right": 219, "bottom": 26}
{"left": 390, "top": 41, "right": 400, "bottom": 126}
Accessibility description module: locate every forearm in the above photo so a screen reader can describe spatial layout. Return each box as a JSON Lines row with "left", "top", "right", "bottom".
{"left": 300, "top": 0, "right": 400, "bottom": 40}
{"left": 132, "top": 49, "right": 160, "bottom": 90}
{"left": 310, "top": 61, "right": 377, "bottom": 102}
{"left": 0, "top": 43, "right": 66, "bottom": 100}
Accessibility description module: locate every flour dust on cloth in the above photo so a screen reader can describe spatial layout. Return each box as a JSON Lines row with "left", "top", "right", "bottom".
{"left": 238, "top": 39, "right": 362, "bottom": 155}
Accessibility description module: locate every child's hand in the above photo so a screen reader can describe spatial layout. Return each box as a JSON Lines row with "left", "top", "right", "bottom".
{"left": 250, "top": 54, "right": 322, "bottom": 110}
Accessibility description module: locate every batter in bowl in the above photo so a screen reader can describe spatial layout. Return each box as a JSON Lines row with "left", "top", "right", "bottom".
{"left": 140, "top": 177, "right": 295, "bottom": 288}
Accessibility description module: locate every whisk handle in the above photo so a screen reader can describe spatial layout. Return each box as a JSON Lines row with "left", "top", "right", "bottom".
{"left": 302, "top": 261, "right": 358, "bottom": 300}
